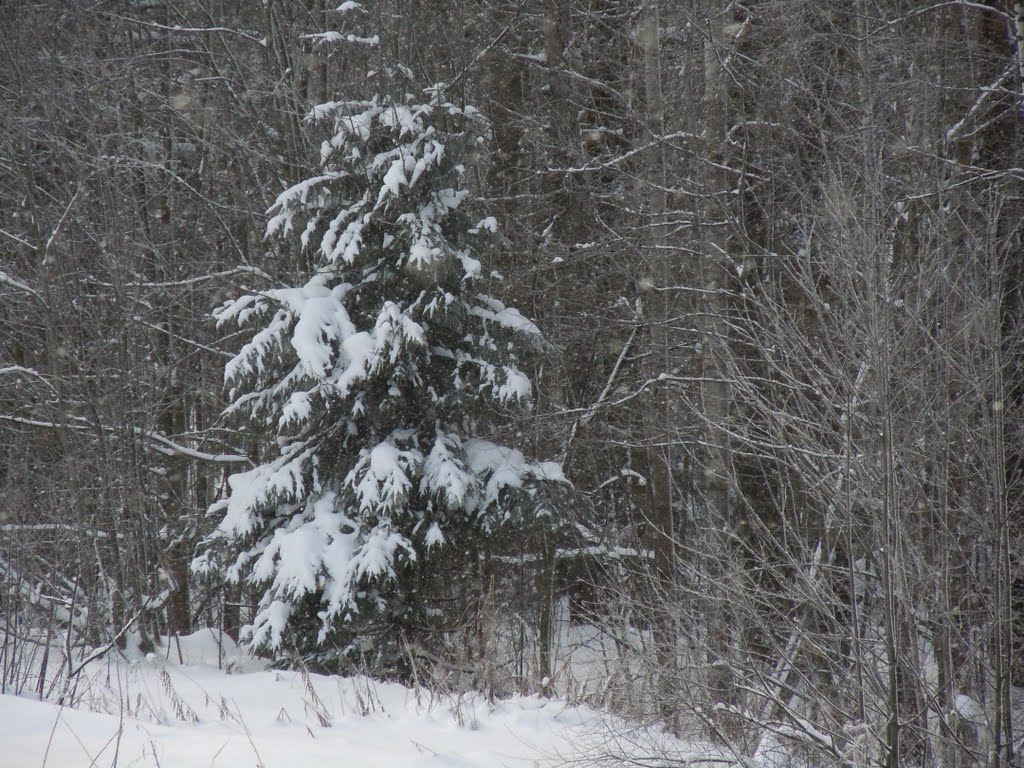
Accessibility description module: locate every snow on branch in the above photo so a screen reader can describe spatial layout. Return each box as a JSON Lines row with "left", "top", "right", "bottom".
{"left": 302, "top": 31, "right": 379, "bottom": 48}
{"left": 142, "top": 429, "right": 252, "bottom": 464}
{"left": 100, "top": 13, "right": 267, "bottom": 45}
{"left": 0, "top": 269, "right": 39, "bottom": 297}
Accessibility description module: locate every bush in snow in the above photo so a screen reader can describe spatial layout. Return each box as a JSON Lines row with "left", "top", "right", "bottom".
{"left": 194, "top": 93, "right": 569, "bottom": 672}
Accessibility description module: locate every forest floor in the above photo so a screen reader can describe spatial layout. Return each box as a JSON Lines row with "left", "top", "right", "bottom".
{"left": 0, "top": 629, "right": 696, "bottom": 768}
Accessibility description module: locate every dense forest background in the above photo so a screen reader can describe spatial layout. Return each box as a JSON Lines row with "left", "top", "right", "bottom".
{"left": 2, "top": 1, "right": 1023, "bottom": 766}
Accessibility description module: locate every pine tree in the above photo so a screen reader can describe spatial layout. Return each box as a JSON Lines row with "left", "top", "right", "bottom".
{"left": 194, "top": 93, "right": 567, "bottom": 664}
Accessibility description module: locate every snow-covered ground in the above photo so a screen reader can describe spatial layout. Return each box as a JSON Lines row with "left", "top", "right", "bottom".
{"left": 0, "top": 629, "right": 646, "bottom": 768}
{"left": 4, "top": 622, "right": 1019, "bottom": 768}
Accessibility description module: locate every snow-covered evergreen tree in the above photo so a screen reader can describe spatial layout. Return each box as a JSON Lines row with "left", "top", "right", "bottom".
{"left": 194, "top": 93, "right": 567, "bottom": 659}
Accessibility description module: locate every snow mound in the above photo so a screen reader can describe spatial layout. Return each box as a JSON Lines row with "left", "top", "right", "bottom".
{"left": 0, "top": 635, "right": 608, "bottom": 768}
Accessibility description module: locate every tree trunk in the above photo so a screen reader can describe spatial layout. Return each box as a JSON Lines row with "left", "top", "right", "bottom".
{"left": 640, "top": 0, "right": 680, "bottom": 726}
{"left": 699, "top": 0, "right": 735, "bottom": 725}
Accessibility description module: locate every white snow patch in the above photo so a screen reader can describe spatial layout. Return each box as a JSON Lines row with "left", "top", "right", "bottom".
{"left": 0, "top": 636, "right": 616, "bottom": 768}
{"left": 471, "top": 296, "right": 541, "bottom": 336}
{"left": 953, "top": 693, "right": 986, "bottom": 724}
